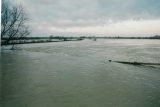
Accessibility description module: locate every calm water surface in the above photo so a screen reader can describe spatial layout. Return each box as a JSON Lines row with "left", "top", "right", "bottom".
{"left": 1, "top": 39, "right": 160, "bottom": 107}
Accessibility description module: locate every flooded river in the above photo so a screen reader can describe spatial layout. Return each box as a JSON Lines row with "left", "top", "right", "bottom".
{"left": 1, "top": 39, "right": 160, "bottom": 107}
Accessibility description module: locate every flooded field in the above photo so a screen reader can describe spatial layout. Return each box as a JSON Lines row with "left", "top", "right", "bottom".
{"left": 1, "top": 39, "right": 160, "bottom": 107}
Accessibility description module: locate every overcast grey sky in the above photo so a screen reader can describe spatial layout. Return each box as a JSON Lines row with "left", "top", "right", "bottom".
{"left": 10, "top": 0, "right": 160, "bottom": 37}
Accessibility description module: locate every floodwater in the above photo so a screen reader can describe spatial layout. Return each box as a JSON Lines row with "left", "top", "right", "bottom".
{"left": 1, "top": 39, "right": 160, "bottom": 107}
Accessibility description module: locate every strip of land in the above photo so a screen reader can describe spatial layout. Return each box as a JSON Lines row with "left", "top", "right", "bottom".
{"left": 1, "top": 35, "right": 160, "bottom": 46}
{"left": 109, "top": 60, "right": 160, "bottom": 66}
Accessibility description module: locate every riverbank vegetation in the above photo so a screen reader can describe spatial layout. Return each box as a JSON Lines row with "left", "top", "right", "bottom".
{"left": 1, "top": 0, "right": 30, "bottom": 49}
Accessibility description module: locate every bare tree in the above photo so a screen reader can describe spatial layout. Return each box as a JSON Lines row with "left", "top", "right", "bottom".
{"left": 1, "top": 0, "right": 30, "bottom": 49}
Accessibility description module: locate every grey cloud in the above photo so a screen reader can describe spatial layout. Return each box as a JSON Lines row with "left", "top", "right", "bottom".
{"left": 11, "top": 0, "right": 160, "bottom": 20}
{"left": 8, "top": 0, "right": 160, "bottom": 36}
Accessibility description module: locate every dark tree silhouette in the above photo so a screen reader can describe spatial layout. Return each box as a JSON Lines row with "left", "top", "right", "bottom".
{"left": 1, "top": 0, "right": 30, "bottom": 49}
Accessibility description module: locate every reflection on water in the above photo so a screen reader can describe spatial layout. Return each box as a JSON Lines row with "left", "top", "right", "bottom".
{"left": 1, "top": 39, "right": 160, "bottom": 107}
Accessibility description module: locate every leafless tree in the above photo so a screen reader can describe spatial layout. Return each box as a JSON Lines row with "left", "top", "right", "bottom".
{"left": 1, "top": 0, "right": 30, "bottom": 49}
